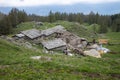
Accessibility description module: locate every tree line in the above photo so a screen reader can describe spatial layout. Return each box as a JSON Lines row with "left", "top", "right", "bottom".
{"left": 0, "top": 8, "right": 27, "bottom": 34}
{"left": 0, "top": 8, "right": 120, "bottom": 35}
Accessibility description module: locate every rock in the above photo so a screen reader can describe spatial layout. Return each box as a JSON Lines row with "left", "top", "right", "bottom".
{"left": 43, "top": 49, "right": 49, "bottom": 53}
{"left": 68, "top": 53, "right": 74, "bottom": 56}
{"left": 31, "top": 56, "right": 52, "bottom": 61}
{"left": 87, "top": 44, "right": 100, "bottom": 49}
{"left": 84, "top": 49, "right": 101, "bottom": 58}
{"left": 31, "top": 56, "right": 41, "bottom": 60}
{"left": 24, "top": 42, "right": 32, "bottom": 49}
{"left": 77, "top": 44, "right": 83, "bottom": 48}
{"left": 82, "top": 41, "right": 88, "bottom": 48}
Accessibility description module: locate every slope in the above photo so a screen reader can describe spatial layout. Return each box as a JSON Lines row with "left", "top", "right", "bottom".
{"left": 0, "top": 37, "right": 120, "bottom": 80}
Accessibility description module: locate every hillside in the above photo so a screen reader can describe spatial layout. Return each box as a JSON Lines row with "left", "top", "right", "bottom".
{"left": 0, "top": 32, "right": 120, "bottom": 79}
{"left": 13, "top": 21, "right": 96, "bottom": 40}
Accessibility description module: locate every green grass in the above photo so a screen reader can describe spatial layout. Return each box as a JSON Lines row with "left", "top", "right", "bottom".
{"left": 13, "top": 22, "right": 35, "bottom": 34}
{"left": 103, "top": 32, "right": 120, "bottom": 53}
{"left": 1, "top": 21, "right": 120, "bottom": 79}
{"left": 105, "top": 32, "right": 120, "bottom": 42}
{"left": 84, "top": 24, "right": 100, "bottom": 32}
{"left": 0, "top": 37, "right": 120, "bottom": 80}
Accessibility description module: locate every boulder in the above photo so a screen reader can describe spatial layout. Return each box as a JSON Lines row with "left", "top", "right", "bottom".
{"left": 88, "top": 44, "right": 99, "bottom": 49}
{"left": 84, "top": 49, "right": 101, "bottom": 58}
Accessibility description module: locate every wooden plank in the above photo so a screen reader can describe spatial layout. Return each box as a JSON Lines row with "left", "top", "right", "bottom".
{"left": 98, "top": 39, "right": 109, "bottom": 44}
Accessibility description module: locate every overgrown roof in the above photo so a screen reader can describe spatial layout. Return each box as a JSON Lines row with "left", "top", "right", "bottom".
{"left": 41, "top": 25, "right": 65, "bottom": 36}
{"left": 41, "top": 38, "right": 66, "bottom": 50}
{"left": 21, "top": 29, "right": 42, "bottom": 39}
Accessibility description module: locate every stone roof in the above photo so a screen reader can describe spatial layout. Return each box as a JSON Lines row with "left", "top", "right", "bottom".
{"left": 41, "top": 38, "right": 66, "bottom": 50}
{"left": 21, "top": 29, "right": 42, "bottom": 39}
{"left": 41, "top": 25, "right": 65, "bottom": 36}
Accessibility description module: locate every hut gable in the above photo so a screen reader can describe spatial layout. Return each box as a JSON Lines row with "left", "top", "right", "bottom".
{"left": 41, "top": 38, "right": 66, "bottom": 50}
{"left": 41, "top": 25, "right": 65, "bottom": 36}
{"left": 21, "top": 29, "right": 42, "bottom": 39}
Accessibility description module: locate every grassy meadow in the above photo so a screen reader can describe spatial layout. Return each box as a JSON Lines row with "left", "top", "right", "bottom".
{"left": 0, "top": 21, "right": 120, "bottom": 80}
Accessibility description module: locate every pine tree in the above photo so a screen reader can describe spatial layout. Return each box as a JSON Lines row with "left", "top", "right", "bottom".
{"left": 8, "top": 8, "right": 19, "bottom": 28}
{"left": 49, "top": 11, "right": 55, "bottom": 23}
{"left": 0, "top": 16, "right": 12, "bottom": 34}
{"left": 18, "top": 10, "right": 28, "bottom": 23}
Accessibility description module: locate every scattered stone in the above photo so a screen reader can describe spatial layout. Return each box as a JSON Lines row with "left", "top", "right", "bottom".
{"left": 87, "top": 44, "right": 99, "bottom": 49}
{"left": 43, "top": 49, "right": 49, "bottom": 53}
{"left": 31, "top": 56, "right": 41, "bottom": 60}
{"left": 68, "top": 53, "right": 74, "bottom": 56}
{"left": 31, "top": 56, "right": 52, "bottom": 61}
{"left": 84, "top": 49, "right": 101, "bottom": 58}
{"left": 24, "top": 42, "right": 32, "bottom": 49}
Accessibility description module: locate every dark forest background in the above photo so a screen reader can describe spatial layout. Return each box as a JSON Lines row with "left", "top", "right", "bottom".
{"left": 0, "top": 8, "right": 120, "bottom": 35}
